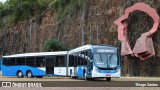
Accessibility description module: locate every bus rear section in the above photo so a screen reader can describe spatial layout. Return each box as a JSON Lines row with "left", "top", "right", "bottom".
{"left": 1, "top": 51, "right": 68, "bottom": 78}
{"left": 68, "top": 45, "right": 120, "bottom": 81}
{"left": 1, "top": 56, "right": 47, "bottom": 78}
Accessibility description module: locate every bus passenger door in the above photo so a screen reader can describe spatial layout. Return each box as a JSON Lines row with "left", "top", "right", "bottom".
{"left": 87, "top": 51, "right": 93, "bottom": 77}
{"left": 46, "top": 57, "right": 55, "bottom": 74}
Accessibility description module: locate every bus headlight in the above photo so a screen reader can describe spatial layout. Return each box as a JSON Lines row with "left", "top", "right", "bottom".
{"left": 94, "top": 68, "right": 99, "bottom": 73}
{"left": 95, "top": 69, "right": 98, "bottom": 73}
{"left": 116, "top": 68, "right": 121, "bottom": 73}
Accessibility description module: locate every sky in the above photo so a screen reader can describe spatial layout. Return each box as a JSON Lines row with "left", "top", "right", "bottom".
{"left": 0, "top": 0, "right": 6, "bottom": 3}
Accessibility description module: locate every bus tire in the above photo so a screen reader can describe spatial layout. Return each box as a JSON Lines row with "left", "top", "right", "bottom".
{"left": 17, "top": 70, "right": 23, "bottom": 78}
{"left": 36, "top": 76, "right": 43, "bottom": 78}
{"left": 27, "top": 71, "right": 33, "bottom": 78}
{"left": 106, "top": 77, "right": 111, "bottom": 81}
{"left": 88, "top": 78, "right": 94, "bottom": 81}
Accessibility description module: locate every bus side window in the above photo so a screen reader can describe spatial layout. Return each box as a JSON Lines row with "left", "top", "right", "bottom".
{"left": 87, "top": 50, "right": 93, "bottom": 61}
{"left": 73, "top": 54, "right": 77, "bottom": 67}
{"left": 8, "top": 58, "right": 16, "bottom": 66}
{"left": 55, "top": 56, "right": 65, "bottom": 67}
{"left": 80, "top": 52, "right": 85, "bottom": 65}
{"left": 84, "top": 52, "right": 87, "bottom": 65}
{"left": 78, "top": 53, "right": 82, "bottom": 65}
{"left": 69, "top": 55, "right": 74, "bottom": 67}
{"left": 2, "top": 58, "right": 7, "bottom": 65}
{"left": 35, "top": 57, "right": 45, "bottom": 67}
{"left": 26, "top": 57, "right": 35, "bottom": 67}
{"left": 81, "top": 55, "right": 84, "bottom": 65}
{"left": 3, "top": 58, "right": 15, "bottom": 66}
{"left": 16, "top": 58, "right": 25, "bottom": 65}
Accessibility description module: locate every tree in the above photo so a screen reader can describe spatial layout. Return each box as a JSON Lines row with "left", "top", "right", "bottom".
{"left": 49, "top": 0, "right": 86, "bottom": 22}
{"left": 44, "top": 39, "right": 68, "bottom": 52}
{"left": 0, "top": 0, "right": 50, "bottom": 27}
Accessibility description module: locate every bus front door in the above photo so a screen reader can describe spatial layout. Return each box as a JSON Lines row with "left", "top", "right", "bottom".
{"left": 46, "top": 57, "right": 55, "bottom": 74}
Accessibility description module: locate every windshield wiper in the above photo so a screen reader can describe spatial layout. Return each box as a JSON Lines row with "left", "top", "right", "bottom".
{"left": 106, "top": 54, "right": 113, "bottom": 67}
{"left": 98, "top": 67, "right": 116, "bottom": 70}
{"left": 108, "top": 54, "right": 113, "bottom": 61}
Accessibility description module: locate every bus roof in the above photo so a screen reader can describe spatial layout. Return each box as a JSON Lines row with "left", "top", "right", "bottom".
{"left": 68, "top": 45, "right": 92, "bottom": 54}
{"left": 68, "top": 44, "right": 117, "bottom": 54}
{"left": 3, "top": 51, "right": 68, "bottom": 58}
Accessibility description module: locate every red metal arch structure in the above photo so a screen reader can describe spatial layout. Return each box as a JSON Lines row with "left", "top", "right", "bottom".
{"left": 114, "top": 2, "right": 160, "bottom": 60}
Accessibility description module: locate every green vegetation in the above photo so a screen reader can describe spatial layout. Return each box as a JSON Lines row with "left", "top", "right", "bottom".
{"left": 0, "top": 0, "right": 86, "bottom": 27}
{"left": 49, "top": 0, "right": 86, "bottom": 22}
{"left": 44, "top": 39, "right": 68, "bottom": 52}
{"left": 0, "top": 0, "right": 50, "bottom": 26}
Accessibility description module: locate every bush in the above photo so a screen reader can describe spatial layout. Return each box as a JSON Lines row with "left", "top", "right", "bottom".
{"left": 44, "top": 39, "right": 68, "bottom": 52}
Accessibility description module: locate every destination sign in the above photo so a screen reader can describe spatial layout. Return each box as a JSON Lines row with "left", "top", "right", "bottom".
{"left": 97, "top": 49, "right": 115, "bottom": 53}
{"left": 94, "top": 48, "right": 117, "bottom": 53}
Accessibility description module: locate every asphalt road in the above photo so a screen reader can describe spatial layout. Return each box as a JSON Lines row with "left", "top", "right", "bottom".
{"left": 0, "top": 76, "right": 160, "bottom": 81}
{"left": 0, "top": 76, "right": 160, "bottom": 90}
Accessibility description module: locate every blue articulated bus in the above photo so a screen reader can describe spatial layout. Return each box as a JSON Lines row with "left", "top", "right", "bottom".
{"left": 1, "top": 51, "right": 68, "bottom": 78}
{"left": 68, "top": 45, "right": 120, "bottom": 81}
{"left": 1, "top": 45, "right": 120, "bottom": 81}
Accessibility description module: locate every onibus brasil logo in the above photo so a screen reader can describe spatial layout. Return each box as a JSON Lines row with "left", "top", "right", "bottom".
{"left": 2, "top": 82, "right": 42, "bottom": 87}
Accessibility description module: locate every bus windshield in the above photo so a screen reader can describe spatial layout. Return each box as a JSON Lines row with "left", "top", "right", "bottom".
{"left": 94, "top": 54, "right": 119, "bottom": 69}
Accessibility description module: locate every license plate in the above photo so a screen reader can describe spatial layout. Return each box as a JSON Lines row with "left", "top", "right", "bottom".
{"left": 106, "top": 74, "right": 111, "bottom": 76}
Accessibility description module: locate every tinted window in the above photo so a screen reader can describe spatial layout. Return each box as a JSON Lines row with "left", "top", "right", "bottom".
{"left": 2, "top": 58, "right": 7, "bottom": 65}
{"left": 16, "top": 58, "right": 25, "bottom": 65}
{"left": 69, "top": 55, "right": 78, "bottom": 67}
{"left": 74, "top": 56, "right": 77, "bottom": 67}
{"left": 26, "top": 57, "right": 35, "bottom": 67}
{"left": 70, "top": 52, "right": 88, "bottom": 66}
{"left": 73, "top": 54, "right": 78, "bottom": 67}
{"left": 77, "top": 52, "right": 88, "bottom": 66}
{"left": 87, "top": 50, "right": 92, "bottom": 61}
{"left": 83, "top": 52, "right": 87, "bottom": 65}
{"left": 69, "top": 55, "right": 74, "bottom": 67}
{"left": 35, "top": 57, "right": 45, "bottom": 67}
{"left": 55, "top": 56, "right": 65, "bottom": 67}
{"left": 3, "top": 58, "right": 16, "bottom": 66}
{"left": 78, "top": 53, "right": 83, "bottom": 65}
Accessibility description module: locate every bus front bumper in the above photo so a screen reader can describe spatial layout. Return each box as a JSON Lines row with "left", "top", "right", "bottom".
{"left": 91, "top": 68, "right": 121, "bottom": 78}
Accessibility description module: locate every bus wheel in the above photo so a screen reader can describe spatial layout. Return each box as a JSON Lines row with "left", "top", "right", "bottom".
{"left": 17, "top": 71, "right": 23, "bottom": 78}
{"left": 106, "top": 77, "right": 111, "bottom": 81}
{"left": 27, "top": 71, "right": 33, "bottom": 78}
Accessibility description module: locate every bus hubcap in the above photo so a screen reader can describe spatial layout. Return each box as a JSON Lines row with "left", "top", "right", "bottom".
{"left": 84, "top": 73, "right": 87, "bottom": 80}
{"left": 28, "top": 72, "right": 32, "bottom": 77}
{"left": 18, "top": 72, "right": 22, "bottom": 77}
